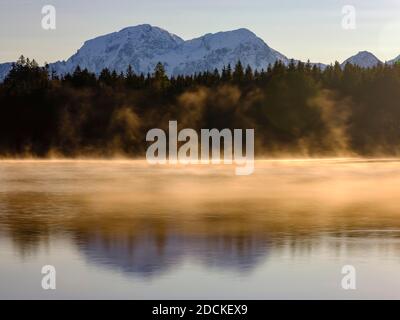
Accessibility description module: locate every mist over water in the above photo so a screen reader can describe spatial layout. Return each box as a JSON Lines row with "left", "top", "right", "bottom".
{"left": 1, "top": 159, "right": 400, "bottom": 299}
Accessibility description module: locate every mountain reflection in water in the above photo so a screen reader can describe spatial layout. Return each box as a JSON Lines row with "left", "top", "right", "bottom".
{"left": 1, "top": 159, "right": 400, "bottom": 298}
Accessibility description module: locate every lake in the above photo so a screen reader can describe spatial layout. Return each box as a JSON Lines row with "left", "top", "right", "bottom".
{"left": 1, "top": 159, "right": 400, "bottom": 299}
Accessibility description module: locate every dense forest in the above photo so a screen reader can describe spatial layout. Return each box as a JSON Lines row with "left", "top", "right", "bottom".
{"left": 1, "top": 55, "right": 400, "bottom": 158}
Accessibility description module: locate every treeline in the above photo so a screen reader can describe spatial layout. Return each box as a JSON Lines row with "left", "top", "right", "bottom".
{"left": 1, "top": 55, "right": 400, "bottom": 157}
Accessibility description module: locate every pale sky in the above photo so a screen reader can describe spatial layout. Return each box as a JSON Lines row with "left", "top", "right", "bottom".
{"left": 1, "top": 0, "right": 400, "bottom": 65}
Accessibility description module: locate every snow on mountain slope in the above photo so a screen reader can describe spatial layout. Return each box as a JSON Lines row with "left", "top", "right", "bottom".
{"left": 50, "top": 24, "right": 185, "bottom": 76}
{"left": 0, "top": 62, "right": 13, "bottom": 82}
{"left": 341, "top": 51, "right": 382, "bottom": 68}
{"left": 388, "top": 54, "right": 400, "bottom": 65}
{"left": 157, "top": 28, "right": 290, "bottom": 76}
{"left": 49, "top": 25, "right": 290, "bottom": 77}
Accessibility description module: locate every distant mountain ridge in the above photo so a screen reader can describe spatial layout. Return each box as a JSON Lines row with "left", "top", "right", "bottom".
{"left": 388, "top": 54, "right": 400, "bottom": 65}
{"left": 0, "top": 62, "right": 12, "bottom": 82}
{"left": 48, "top": 24, "right": 292, "bottom": 77}
{"left": 341, "top": 51, "right": 382, "bottom": 68}
{"left": 1, "top": 24, "right": 400, "bottom": 81}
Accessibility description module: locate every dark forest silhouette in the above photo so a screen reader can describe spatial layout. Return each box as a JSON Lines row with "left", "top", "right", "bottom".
{"left": 1, "top": 55, "right": 400, "bottom": 157}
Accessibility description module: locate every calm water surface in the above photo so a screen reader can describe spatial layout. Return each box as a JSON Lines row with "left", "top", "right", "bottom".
{"left": 1, "top": 159, "right": 400, "bottom": 299}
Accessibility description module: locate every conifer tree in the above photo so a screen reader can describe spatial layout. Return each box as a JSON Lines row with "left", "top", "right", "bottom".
{"left": 233, "top": 61, "right": 244, "bottom": 83}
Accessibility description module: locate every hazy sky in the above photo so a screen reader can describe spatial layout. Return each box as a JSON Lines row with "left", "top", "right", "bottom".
{"left": 1, "top": 0, "right": 400, "bottom": 64}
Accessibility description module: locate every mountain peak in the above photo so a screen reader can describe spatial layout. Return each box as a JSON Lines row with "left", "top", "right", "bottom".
{"left": 341, "top": 51, "right": 381, "bottom": 68}
{"left": 388, "top": 54, "right": 400, "bottom": 65}
{"left": 120, "top": 23, "right": 153, "bottom": 32}
{"left": 224, "top": 27, "right": 257, "bottom": 36}
{"left": 199, "top": 28, "right": 261, "bottom": 45}
{"left": 118, "top": 24, "right": 184, "bottom": 42}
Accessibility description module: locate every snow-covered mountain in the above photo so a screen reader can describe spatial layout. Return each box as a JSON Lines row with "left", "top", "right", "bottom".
{"left": 388, "top": 54, "right": 400, "bottom": 65}
{"left": 159, "top": 28, "right": 290, "bottom": 76}
{"left": 0, "top": 62, "right": 13, "bottom": 82}
{"left": 50, "top": 25, "right": 184, "bottom": 76}
{"left": 341, "top": 51, "right": 382, "bottom": 68}
{"left": 49, "top": 24, "right": 290, "bottom": 77}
